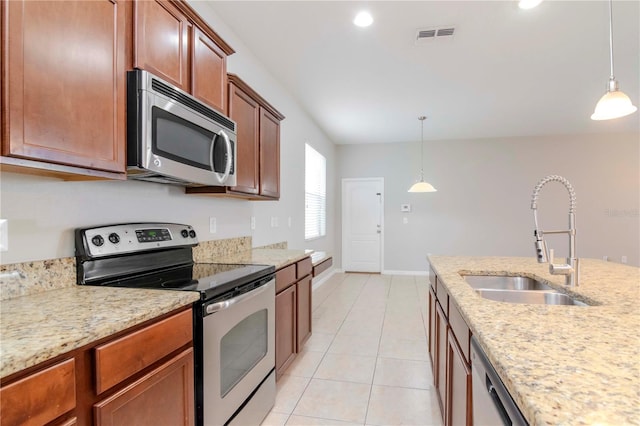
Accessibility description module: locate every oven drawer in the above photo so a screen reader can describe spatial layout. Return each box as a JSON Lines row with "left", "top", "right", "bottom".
{"left": 94, "top": 310, "right": 192, "bottom": 394}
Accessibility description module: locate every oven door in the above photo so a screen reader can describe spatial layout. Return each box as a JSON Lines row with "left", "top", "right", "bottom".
{"left": 201, "top": 279, "right": 275, "bottom": 425}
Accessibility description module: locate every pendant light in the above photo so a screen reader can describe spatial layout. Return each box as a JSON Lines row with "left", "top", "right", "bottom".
{"left": 591, "top": 0, "right": 637, "bottom": 120}
{"left": 408, "top": 116, "right": 437, "bottom": 193}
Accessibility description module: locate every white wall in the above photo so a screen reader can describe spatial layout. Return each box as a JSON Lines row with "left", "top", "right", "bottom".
{"left": 337, "top": 132, "right": 640, "bottom": 271}
{"left": 0, "top": 2, "right": 338, "bottom": 265}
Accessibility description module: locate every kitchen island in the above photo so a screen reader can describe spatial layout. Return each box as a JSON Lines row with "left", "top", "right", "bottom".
{"left": 428, "top": 256, "right": 640, "bottom": 425}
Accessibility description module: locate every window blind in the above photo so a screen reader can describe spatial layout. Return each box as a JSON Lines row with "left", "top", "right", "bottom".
{"left": 305, "top": 144, "right": 326, "bottom": 240}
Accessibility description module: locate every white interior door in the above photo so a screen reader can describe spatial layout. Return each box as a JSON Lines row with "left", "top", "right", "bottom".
{"left": 342, "top": 178, "right": 383, "bottom": 272}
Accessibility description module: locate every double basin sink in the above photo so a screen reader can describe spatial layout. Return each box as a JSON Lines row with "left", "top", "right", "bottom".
{"left": 463, "top": 275, "right": 588, "bottom": 306}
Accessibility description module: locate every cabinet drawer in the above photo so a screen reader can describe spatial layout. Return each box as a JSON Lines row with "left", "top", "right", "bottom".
{"left": 449, "top": 302, "right": 471, "bottom": 363}
{"left": 276, "top": 264, "right": 296, "bottom": 293}
{"left": 0, "top": 358, "right": 76, "bottom": 426}
{"left": 94, "top": 309, "right": 192, "bottom": 394}
{"left": 297, "top": 257, "right": 312, "bottom": 279}
{"left": 436, "top": 281, "right": 449, "bottom": 317}
{"left": 312, "top": 257, "right": 332, "bottom": 277}
{"left": 429, "top": 267, "right": 437, "bottom": 292}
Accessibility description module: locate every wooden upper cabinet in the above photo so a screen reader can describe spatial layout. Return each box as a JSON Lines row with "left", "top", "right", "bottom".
{"left": 228, "top": 83, "right": 260, "bottom": 194}
{"left": 134, "top": 0, "right": 191, "bottom": 91}
{"left": 186, "top": 74, "right": 284, "bottom": 200}
{"left": 192, "top": 27, "right": 228, "bottom": 114}
{"left": 259, "top": 107, "right": 281, "bottom": 198}
{"left": 2, "top": 0, "right": 126, "bottom": 174}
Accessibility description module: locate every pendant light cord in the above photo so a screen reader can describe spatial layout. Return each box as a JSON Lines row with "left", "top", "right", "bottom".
{"left": 608, "top": 0, "right": 615, "bottom": 79}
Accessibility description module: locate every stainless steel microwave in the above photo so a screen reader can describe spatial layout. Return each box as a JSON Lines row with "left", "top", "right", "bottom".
{"left": 126, "top": 69, "right": 237, "bottom": 187}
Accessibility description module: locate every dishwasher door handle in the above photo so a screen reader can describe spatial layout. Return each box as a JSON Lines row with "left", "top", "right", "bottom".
{"left": 486, "top": 375, "right": 511, "bottom": 426}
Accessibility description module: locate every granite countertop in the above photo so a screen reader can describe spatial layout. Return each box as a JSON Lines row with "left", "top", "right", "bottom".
{"left": 427, "top": 256, "right": 640, "bottom": 425}
{"left": 0, "top": 286, "right": 200, "bottom": 379}
{"left": 0, "top": 247, "right": 313, "bottom": 380}
{"left": 213, "top": 248, "right": 313, "bottom": 269}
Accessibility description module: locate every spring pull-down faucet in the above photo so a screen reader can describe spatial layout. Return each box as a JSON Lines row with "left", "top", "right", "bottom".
{"left": 531, "top": 175, "right": 579, "bottom": 287}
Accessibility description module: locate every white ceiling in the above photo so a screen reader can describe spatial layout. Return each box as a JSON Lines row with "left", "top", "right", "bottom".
{"left": 208, "top": 1, "right": 639, "bottom": 144}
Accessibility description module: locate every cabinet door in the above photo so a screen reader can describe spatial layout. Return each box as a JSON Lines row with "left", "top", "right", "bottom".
{"left": 94, "top": 348, "right": 194, "bottom": 426}
{"left": 428, "top": 287, "right": 437, "bottom": 369}
{"left": 447, "top": 329, "right": 472, "bottom": 426}
{"left": 192, "top": 27, "right": 227, "bottom": 114}
{"left": 259, "top": 108, "right": 280, "bottom": 198}
{"left": 134, "top": 0, "right": 190, "bottom": 90}
{"left": 296, "top": 275, "right": 312, "bottom": 350}
{"left": 435, "top": 301, "right": 448, "bottom": 423}
{"left": 275, "top": 285, "right": 297, "bottom": 380}
{"left": 3, "top": 0, "right": 126, "bottom": 172}
{"left": 228, "top": 83, "right": 260, "bottom": 195}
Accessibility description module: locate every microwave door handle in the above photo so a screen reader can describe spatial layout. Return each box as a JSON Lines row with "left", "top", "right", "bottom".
{"left": 217, "top": 130, "right": 232, "bottom": 182}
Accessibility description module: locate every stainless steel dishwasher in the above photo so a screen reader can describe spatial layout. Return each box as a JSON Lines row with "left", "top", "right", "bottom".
{"left": 471, "top": 337, "right": 528, "bottom": 426}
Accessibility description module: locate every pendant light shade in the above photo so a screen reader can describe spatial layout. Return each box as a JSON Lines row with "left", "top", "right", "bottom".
{"left": 591, "top": 0, "right": 637, "bottom": 120}
{"left": 408, "top": 116, "right": 437, "bottom": 193}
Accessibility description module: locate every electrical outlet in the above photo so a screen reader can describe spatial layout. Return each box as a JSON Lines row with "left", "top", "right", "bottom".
{"left": 251, "top": 216, "right": 256, "bottom": 230}
{"left": 209, "top": 217, "right": 217, "bottom": 234}
{"left": 621, "top": 255, "right": 628, "bottom": 264}
{"left": 403, "top": 217, "right": 408, "bottom": 224}
{"left": 0, "top": 220, "right": 7, "bottom": 252}
{"left": 274, "top": 217, "right": 279, "bottom": 228}
{"left": 288, "top": 217, "right": 292, "bottom": 228}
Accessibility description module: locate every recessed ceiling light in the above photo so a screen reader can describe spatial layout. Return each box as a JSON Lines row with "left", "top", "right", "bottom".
{"left": 518, "top": 0, "right": 543, "bottom": 9}
{"left": 353, "top": 11, "right": 373, "bottom": 27}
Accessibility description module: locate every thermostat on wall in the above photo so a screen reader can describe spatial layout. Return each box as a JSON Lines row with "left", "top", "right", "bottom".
{"left": 401, "top": 204, "right": 411, "bottom": 212}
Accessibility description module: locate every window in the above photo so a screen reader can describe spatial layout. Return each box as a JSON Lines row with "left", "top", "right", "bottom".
{"left": 305, "top": 144, "right": 326, "bottom": 240}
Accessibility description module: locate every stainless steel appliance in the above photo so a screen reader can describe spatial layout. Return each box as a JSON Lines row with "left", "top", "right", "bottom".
{"left": 75, "top": 223, "right": 275, "bottom": 426}
{"left": 471, "top": 337, "right": 528, "bottom": 426}
{"left": 127, "top": 69, "right": 237, "bottom": 187}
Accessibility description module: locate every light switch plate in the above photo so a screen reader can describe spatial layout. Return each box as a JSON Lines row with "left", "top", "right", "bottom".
{"left": 251, "top": 216, "right": 256, "bottom": 230}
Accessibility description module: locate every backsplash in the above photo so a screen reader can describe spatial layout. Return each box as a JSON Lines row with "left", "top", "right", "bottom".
{"left": 0, "top": 258, "right": 75, "bottom": 301}
{"left": 1, "top": 237, "right": 288, "bottom": 300}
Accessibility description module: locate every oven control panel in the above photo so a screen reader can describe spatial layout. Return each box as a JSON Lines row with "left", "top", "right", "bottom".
{"left": 76, "top": 223, "right": 198, "bottom": 258}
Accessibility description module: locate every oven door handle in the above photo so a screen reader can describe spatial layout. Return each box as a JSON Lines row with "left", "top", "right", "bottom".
{"left": 205, "top": 283, "right": 270, "bottom": 314}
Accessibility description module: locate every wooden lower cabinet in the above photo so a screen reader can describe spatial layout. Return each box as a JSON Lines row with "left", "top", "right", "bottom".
{"left": 275, "top": 256, "right": 313, "bottom": 380}
{"left": 429, "top": 268, "right": 473, "bottom": 426}
{"left": 435, "top": 301, "right": 448, "bottom": 420}
{"left": 296, "top": 275, "right": 312, "bottom": 349}
{"left": 275, "top": 284, "right": 297, "bottom": 379}
{"left": 0, "top": 307, "right": 193, "bottom": 426}
{"left": 94, "top": 348, "right": 194, "bottom": 426}
{"left": 447, "top": 330, "right": 472, "bottom": 426}
{"left": 428, "top": 286, "right": 437, "bottom": 367}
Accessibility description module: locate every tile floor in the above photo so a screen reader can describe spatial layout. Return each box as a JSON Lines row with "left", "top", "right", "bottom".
{"left": 261, "top": 273, "right": 443, "bottom": 426}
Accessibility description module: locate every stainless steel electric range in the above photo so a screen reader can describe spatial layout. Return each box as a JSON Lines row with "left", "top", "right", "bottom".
{"left": 75, "top": 223, "right": 276, "bottom": 426}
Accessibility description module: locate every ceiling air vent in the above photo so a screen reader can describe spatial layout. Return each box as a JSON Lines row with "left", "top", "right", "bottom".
{"left": 415, "top": 26, "right": 456, "bottom": 44}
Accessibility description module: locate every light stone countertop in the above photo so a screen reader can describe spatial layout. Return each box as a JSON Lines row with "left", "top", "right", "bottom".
{"left": 211, "top": 248, "right": 313, "bottom": 269}
{"left": 0, "top": 247, "right": 312, "bottom": 380}
{"left": 0, "top": 286, "right": 200, "bottom": 379}
{"left": 427, "top": 256, "right": 640, "bottom": 425}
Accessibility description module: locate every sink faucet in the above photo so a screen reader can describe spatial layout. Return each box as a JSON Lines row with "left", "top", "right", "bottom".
{"left": 531, "top": 175, "right": 579, "bottom": 287}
